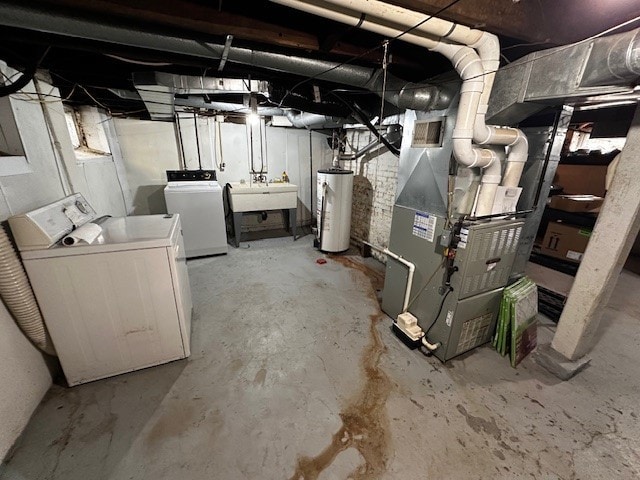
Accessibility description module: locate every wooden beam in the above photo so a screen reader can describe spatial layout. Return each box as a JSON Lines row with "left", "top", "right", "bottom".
{"left": 387, "top": 0, "right": 640, "bottom": 45}
{"left": 385, "top": 0, "right": 552, "bottom": 43}
{"left": 32, "top": 0, "right": 393, "bottom": 63}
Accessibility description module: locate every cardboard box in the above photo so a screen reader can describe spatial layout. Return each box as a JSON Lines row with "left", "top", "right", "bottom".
{"left": 548, "top": 195, "right": 604, "bottom": 213}
{"left": 541, "top": 222, "right": 592, "bottom": 263}
{"left": 554, "top": 164, "right": 609, "bottom": 197}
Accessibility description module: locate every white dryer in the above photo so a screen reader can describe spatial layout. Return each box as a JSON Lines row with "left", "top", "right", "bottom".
{"left": 164, "top": 170, "right": 227, "bottom": 258}
{"left": 8, "top": 194, "right": 192, "bottom": 386}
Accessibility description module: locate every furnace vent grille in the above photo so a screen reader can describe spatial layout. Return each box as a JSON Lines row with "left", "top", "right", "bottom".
{"left": 412, "top": 119, "right": 444, "bottom": 147}
{"left": 456, "top": 312, "right": 493, "bottom": 354}
{"left": 460, "top": 224, "right": 523, "bottom": 299}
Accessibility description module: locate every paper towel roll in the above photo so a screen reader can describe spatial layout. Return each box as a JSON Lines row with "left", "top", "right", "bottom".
{"left": 62, "top": 223, "right": 103, "bottom": 246}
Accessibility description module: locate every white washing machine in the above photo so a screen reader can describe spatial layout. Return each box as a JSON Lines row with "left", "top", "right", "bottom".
{"left": 164, "top": 170, "right": 227, "bottom": 258}
{"left": 8, "top": 194, "right": 192, "bottom": 386}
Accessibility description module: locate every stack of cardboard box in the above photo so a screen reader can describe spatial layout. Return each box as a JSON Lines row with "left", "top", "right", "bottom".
{"left": 540, "top": 160, "right": 607, "bottom": 264}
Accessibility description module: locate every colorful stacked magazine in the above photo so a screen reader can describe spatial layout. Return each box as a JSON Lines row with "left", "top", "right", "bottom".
{"left": 493, "top": 277, "right": 538, "bottom": 367}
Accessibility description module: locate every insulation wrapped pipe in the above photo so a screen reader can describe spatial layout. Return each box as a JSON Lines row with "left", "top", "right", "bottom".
{"left": 0, "top": 225, "right": 56, "bottom": 355}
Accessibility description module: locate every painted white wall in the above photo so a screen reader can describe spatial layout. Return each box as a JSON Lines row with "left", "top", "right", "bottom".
{"left": 114, "top": 115, "right": 332, "bottom": 231}
{"left": 113, "top": 118, "right": 180, "bottom": 215}
{"left": 0, "top": 69, "right": 131, "bottom": 460}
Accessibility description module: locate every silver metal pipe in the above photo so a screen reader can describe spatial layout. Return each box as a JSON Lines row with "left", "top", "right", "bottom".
{"left": 218, "top": 35, "right": 234, "bottom": 72}
{"left": 285, "top": 111, "right": 346, "bottom": 128}
{"left": 0, "top": 2, "right": 449, "bottom": 111}
{"left": 580, "top": 29, "right": 640, "bottom": 87}
{"left": 340, "top": 125, "right": 402, "bottom": 159}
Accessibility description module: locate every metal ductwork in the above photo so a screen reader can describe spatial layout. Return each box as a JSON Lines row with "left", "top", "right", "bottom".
{"left": 125, "top": 75, "right": 351, "bottom": 126}
{"left": 132, "top": 73, "right": 274, "bottom": 121}
{"left": 285, "top": 111, "right": 347, "bottom": 129}
{"left": 171, "top": 96, "right": 350, "bottom": 129}
{"left": 0, "top": 2, "right": 451, "bottom": 116}
{"left": 488, "top": 28, "right": 640, "bottom": 125}
{"left": 144, "top": 73, "right": 271, "bottom": 96}
{"left": 340, "top": 125, "right": 403, "bottom": 159}
{"left": 173, "top": 97, "right": 285, "bottom": 116}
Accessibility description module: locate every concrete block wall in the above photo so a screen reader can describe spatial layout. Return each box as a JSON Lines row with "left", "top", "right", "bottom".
{"left": 340, "top": 129, "right": 399, "bottom": 262}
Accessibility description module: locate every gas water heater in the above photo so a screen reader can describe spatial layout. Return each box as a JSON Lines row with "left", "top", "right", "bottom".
{"left": 316, "top": 169, "right": 354, "bottom": 253}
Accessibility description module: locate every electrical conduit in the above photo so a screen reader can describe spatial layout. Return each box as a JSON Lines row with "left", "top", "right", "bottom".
{"left": 0, "top": 226, "right": 56, "bottom": 355}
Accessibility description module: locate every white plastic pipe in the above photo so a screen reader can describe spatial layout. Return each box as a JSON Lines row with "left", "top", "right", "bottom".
{"left": 474, "top": 152, "right": 502, "bottom": 216}
{"left": 273, "top": 0, "right": 498, "bottom": 171}
{"left": 471, "top": 31, "right": 528, "bottom": 189}
{"left": 383, "top": 248, "right": 415, "bottom": 313}
{"left": 432, "top": 42, "right": 497, "bottom": 169}
{"left": 272, "top": 0, "right": 440, "bottom": 49}
{"left": 316, "top": 0, "right": 484, "bottom": 45}
{"left": 501, "top": 130, "right": 528, "bottom": 187}
{"left": 274, "top": 0, "right": 529, "bottom": 210}
{"left": 422, "top": 336, "right": 441, "bottom": 351}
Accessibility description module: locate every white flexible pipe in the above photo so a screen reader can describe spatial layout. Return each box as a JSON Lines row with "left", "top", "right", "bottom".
{"left": 0, "top": 226, "right": 56, "bottom": 355}
{"left": 382, "top": 248, "right": 415, "bottom": 313}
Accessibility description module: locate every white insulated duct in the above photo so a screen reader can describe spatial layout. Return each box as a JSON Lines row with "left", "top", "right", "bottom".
{"left": 0, "top": 226, "right": 55, "bottom": 355}
{"left": 273, "top": 0, "right": 529, "bottom": 215}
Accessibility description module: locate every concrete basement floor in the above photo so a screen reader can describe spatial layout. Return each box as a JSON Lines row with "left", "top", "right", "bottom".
{"left": 1, "top": 235, "right": 640, "bottom": 479}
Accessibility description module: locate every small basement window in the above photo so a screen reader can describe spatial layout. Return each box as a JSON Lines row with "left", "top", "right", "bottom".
{"left": 64, "top": 106, "right": 112, "bottom": 162}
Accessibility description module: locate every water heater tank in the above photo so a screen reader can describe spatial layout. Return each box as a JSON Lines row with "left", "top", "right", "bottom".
{"left": 316, "top": 169, "right": 354, "bottom": 253}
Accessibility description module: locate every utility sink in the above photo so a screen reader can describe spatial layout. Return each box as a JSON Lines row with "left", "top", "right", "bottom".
{"left": 228, "top": 182, "right": 298, "bottom": 212}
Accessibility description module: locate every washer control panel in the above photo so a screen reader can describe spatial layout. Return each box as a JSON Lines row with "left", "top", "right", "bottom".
{"left": 166, "top": 170, "right": 217, "bottom": 182}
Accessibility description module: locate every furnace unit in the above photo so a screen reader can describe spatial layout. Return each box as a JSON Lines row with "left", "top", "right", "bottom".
{"left": 381, "top": 95, "right": 543, "bottom": 362}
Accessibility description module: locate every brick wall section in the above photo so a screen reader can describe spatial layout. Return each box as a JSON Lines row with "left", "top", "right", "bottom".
{"left": 341, "top": 130, "right": 399, "bottom": 263}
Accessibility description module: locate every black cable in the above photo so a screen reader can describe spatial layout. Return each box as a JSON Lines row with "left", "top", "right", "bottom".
{"left": 193, "top": 111, "right": 202, "bottom": 170}
{"left": 175, "top": 113, "right": 186, "bottom": 170}
{"left": 532, "top": 108, "right": 563, "bottom": 208}
{"left": 318, "top": 182, "right": 328, "bottom": 250}
{"left": 0, "top": 46, "right": 50, "bottom": 97}
{"left": 425, "top": 286, "right": 453, "bottom": 336}
{"left": 329, "top": 91, "right": 400, "bottom": 156}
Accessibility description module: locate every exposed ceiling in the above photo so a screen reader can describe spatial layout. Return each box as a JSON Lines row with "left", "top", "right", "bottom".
{"left": 0, "top": 0, "right": 638, "bottom": 118}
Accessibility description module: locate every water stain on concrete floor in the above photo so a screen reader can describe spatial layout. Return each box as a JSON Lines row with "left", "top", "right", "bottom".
{"left": 290, "top": 256, "right": 392, "bottom": 480}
